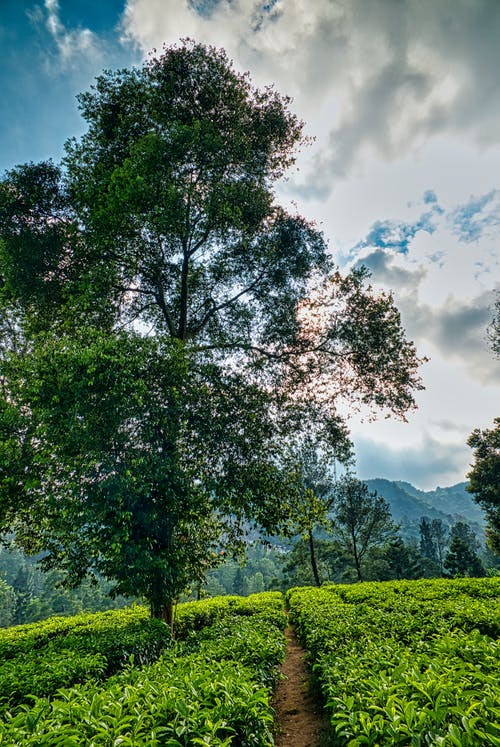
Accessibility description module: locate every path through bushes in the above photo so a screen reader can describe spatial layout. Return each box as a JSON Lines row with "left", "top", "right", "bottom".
{"left": 273, "top": 626, "right": 330, "bottom": 747}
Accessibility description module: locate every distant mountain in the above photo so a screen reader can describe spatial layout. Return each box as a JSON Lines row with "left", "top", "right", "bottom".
{"left": 395, "top": 481, "right": 485, "bottom": 525}
{"left": 364, "top": 479, "right": 485, "bottom": 540}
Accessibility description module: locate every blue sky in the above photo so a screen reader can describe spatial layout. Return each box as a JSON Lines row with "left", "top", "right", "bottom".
{"left": 1, "top": 1, "right": 499, "bottom": 489}
{"left": 0, "top": 1, "right": 134, "bottom": 170}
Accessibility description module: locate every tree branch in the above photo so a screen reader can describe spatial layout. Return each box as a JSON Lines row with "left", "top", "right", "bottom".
{"left": 189, "top": 270, "right": 267, "bottom": 337}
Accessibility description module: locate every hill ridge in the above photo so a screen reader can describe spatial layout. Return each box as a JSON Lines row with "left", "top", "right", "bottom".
{"left": 364, "top": 478, "right": 485, "bottom": 535}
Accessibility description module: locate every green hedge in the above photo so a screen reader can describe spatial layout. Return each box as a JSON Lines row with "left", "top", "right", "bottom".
{"left": 0, "top": 591, "right": 286, "bottom": 746}
{"left": 287, "top": 578, "right": 500, "bottom": 746}
{"left": 0, "top": 608, "right": 172, "bottom": 713}
{"left": 174, "top": 591, "right": 286, "bottom": 637}
{"left": 0, "top": 605, "right": 151, "bottom": 661}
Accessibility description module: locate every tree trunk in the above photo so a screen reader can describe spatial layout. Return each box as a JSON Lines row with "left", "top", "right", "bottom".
{"left": 308, "top": 531, "right": 321, "bottom": 587}
{"left": 151, "top": 599, "right": 175, "bottom": 635}
{"left": 351, "top": 535, "right": 363, "bottom": 582}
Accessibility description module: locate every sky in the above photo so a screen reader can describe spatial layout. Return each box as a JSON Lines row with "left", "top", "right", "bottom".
{"left": 1, "top": 0, "right": 499, "bottom": 490}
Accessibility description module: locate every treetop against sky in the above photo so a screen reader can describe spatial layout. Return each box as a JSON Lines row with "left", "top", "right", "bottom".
{"left": 0, "top": 0, "right": 499, "bottom": 488}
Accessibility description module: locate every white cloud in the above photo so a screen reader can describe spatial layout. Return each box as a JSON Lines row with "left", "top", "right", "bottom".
{"left": 30, "top": 0, "right": 104, "bottom": 72}
{"left": 354, "top": 432, "right": 470, "bottom": 491}
{"left": 122, "top": 0, "right": 500, "bottom": 196}
{"left": 348, "top": 193, "right": 500, "bottom": 385}
{"left": 117, "top": 0, "right": 500, "bottom": 487}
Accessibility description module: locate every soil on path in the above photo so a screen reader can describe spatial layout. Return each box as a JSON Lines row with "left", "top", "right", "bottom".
{"left": 273, "top": 626, "right": 331, "bottom": 747}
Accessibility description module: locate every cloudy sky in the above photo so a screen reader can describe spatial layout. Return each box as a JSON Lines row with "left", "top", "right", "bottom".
{"left": 1, "top": 0, "right": 499, "bottom": 489}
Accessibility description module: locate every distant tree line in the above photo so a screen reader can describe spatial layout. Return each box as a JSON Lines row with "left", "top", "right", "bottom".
{"left": 1, "top": 498, "right": 496, "bottom": 627}
{"left": 0, "top": 538, "right": 133, "bottom": 627}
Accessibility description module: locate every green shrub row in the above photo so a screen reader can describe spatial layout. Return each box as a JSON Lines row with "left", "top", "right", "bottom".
{"left": 0, "top": 615, "right": 172, "bottom": 714}
{"left": 0, "top": 592, "right": 286, "bottom": 746}
{"left": 0, "top": 605, "right": 151, "bottom": 661}
{"left": 0, "top": 610, "right": 172, "bottom": 714}
{"left": 0, "top": 590, "right": 286, "bottom": 715}
{"left": 287, "top": 578, "right": 500, "bottom": 746}
{"left": 174, "top": 591, "right": 286, "bottom": 637}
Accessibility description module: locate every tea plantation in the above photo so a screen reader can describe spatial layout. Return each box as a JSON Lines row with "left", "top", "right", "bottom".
{"left": 0, "top": 579, "right": 498, "bottom": 745}
{"left": 0, "top": 592, "right": 286, "bottom": 745}
{"left": 288, "top": 578, "right": 500, "bottom": 746}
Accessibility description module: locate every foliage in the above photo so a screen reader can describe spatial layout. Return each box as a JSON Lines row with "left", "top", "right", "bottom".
{"left": 174, "top": 591, "right": 286, "bottom": 638}
{"left": 419, "top": 516, "right": 438, "bottom": 561}
{"left": 331, "top": 477, "right": 398, "bottom": 581}
{"left": 1, "top": 331, "right": 290, "bottom": 622}
{"left": 0, "top": 592, "right": 285, "bottom": 746}
{"left": 0, "top": 539, "right": 134, "bottom": 626}
{"left": 282, "top": 536, "right": 352, "bottom": 587}
{"left": 201, "top": 543, "right": 286, "bottom": 598}
{"left": 444, "top": 521, "right": 486, "bottom": 578}
{"left": 0, "top": 578, "right": 15, "bottom": 628}
{"left": 287, "top": 578, "right": 500, "bottom": 746}
{"left": 419, "top": 516, "right": 449, "bottom": 575}
{"left": 0, "top": 606, "right": 172, "bottom": 713}
{"left": 282, "top": 437, "right": 352, "bottom": 586}
{"left": 467, "top": 417, "right": 500, "bottom": 554}
{"left": 0, "top": 41, "right": 424, "bottom": 618}
{"left": 361, "top": 537, "right": 434, "bottom": 582}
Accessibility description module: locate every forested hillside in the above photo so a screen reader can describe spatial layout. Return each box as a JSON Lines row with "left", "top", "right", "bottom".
{"left": 395, "top": 481, "right": 486, "bottom": 524}
{"left": 365, "top": 479, "right": 485, "bottom": 534}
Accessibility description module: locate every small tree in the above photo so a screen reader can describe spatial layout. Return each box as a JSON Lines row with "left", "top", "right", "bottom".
{"left": 444, "top": 521, "right": 485, "bottom": 578}
{"left": 284, "top": 435, "right": 352, "bottom": 586}
{"left": 332, "top": 477, "right": 398, "bottom": 582}
{"left": 467, "top": 418, "right": 500, "bottom": 554}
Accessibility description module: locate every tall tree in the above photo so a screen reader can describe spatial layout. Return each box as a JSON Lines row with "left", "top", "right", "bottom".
{"left": 381, "top": 537, "right": 427, "bottom": 581}
{"left": 419, "top": 516, "right": 438, "bottom": 562}
{"left": 444, "top": 521, "right": 485, "bottom": 578}
{"left": 284, "top": 435, "right": 352, "bottom": 586}
{"left": 467, "top": 418, "right": 500, "bottom": 554}
{"left": 331, "top": 477, "right": 398, "bottom": 581}
{"left": 418, "top": 516, "right": 449, "bottom": 575}
{"left": 0, "top": 42, "right": 424, "bottom": 622}
{"left": 465, "top": 292, "right": 499, "bottom": 554}
{"left": 431, "top": 518, "right": 449, "bottom": 575}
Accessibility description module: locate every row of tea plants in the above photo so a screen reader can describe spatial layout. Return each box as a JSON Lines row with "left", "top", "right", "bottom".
{"left": 287, "top": 578, "right": 500, "bottom": 746}
{"left": 0, "top": 591, "right": 286, "bottom": 745}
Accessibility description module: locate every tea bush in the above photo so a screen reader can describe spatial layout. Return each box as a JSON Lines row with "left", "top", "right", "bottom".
{"left": 0, "top": 607, "right": 171, "bottom": 713}
{"left": 287, "top": 578, "right": 500, "bottom": 746}
{"left": 0, "top": 591, "right": 286, "bottom": 745}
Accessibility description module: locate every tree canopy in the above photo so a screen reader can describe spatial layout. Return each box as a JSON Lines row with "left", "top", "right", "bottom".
{"left": 283, "top": 436, "right": 352, "bottom": 586}
{"left": 331, "top": 477, "right": 398, "bottom": 582}
{"left": 467, "top": 418, "right": 500, "bottom": 554}
{"left": 444, "top": 521, "right": 485, "bottom": 578}
{"left": 466, "top": 292, "right": 499, "bottom": 555}
{"left": 488, "top": 294, "right": 500, "bottom": 357}
{"left": 0, "top": 41, "right": 425, "bottom": 621}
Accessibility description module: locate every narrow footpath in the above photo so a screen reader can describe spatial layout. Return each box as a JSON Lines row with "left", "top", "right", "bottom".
{"left": 273, "top": 626, "right": 331, "bottom": 747}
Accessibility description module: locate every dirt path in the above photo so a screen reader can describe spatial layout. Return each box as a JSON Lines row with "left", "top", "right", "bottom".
{"left": 273, "top": 626, "right": 331, "bottom": 747}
